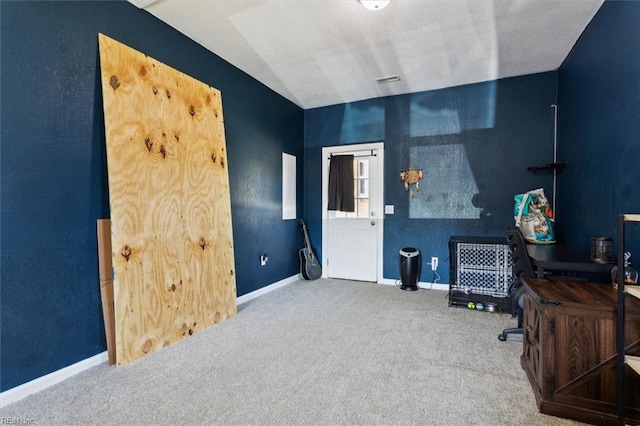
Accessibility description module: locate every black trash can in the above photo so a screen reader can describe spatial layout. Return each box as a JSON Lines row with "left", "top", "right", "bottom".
{"left": 399, "top": 247, "right": 421, "bottom": 291}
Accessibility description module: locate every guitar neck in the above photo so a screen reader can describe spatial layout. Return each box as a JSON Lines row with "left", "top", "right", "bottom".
{"left": 301, "top": 222, "right": 314, "bottom": 258}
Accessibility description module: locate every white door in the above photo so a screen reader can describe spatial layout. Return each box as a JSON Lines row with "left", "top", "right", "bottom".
{"left": 322, "top": 144, "right": 383, "bottom": 282}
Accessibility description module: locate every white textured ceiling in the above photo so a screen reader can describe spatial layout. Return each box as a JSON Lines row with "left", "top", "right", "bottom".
{"left": 131, "top": 0, "right": 604, "bottom": 109}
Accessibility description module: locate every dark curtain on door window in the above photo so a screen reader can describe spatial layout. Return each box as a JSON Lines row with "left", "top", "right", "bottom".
{"left": 328, "top": 155, "right": 354, "bottom": 212}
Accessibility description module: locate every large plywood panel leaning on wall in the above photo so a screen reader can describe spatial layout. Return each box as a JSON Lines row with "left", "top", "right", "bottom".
{"left": 98, "top": 34, "right": 237, "bottom": 365}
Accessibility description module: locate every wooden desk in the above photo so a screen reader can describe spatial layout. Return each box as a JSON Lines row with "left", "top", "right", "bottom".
{"left": 526, "top": 244, "right": 613, "bottom": 279}
{"left": 521, "top": 278, "right": 640, "bottom": 425}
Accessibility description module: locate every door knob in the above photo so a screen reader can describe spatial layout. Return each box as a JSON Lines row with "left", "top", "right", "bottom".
{"left": 370, "top": 221, "right": 376, "bottom": 226}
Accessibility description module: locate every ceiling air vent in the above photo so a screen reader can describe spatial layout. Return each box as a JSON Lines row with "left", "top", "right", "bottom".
{"left": 376, "top": 75, "right": 400, "bottom": 84}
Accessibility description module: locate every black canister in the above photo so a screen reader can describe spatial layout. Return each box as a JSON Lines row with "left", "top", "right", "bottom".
{"left": 590, "top": 237, "right": 614, "bottom": 264}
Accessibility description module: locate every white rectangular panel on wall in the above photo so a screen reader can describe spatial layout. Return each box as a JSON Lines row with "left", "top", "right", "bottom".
{"left": 282, "top": 153, "right": 296, "bottom": 220}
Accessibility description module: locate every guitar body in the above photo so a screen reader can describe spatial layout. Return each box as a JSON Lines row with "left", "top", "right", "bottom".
{"left": 298, "top": 219, "right": 322, "bottom": 280}
{"left": 299, "top": 247, "right": 322, "bottom": 280}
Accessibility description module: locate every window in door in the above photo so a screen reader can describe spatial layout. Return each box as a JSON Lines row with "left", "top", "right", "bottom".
{"left": 331, "top": 158, "right": 370, "bottom": 219}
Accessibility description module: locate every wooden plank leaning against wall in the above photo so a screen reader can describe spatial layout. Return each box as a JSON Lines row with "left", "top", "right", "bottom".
{"left": 98, "top": 33, "right": 237, "bottom": 365}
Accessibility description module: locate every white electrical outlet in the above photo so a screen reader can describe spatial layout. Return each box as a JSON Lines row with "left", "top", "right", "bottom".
{"left": 431, "top": 257, "right": 438, "bottom": 271}
{"left": 261, "top": 253, "right": 268, "bottom": 266}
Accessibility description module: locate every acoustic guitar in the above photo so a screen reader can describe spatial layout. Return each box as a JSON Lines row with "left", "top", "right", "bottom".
{"left": 299, "top": 219, "right": 322, "bottom": 280}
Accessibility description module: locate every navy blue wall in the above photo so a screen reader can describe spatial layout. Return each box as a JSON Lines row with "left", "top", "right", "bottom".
{"left": 305, "top": 73, "right": 557, "bottom": 284}
{"left": 1, "top": 1, "right": 303, "bottom": 392}
{"left": 557, "top": 0, "right": 640, "bottom": 258}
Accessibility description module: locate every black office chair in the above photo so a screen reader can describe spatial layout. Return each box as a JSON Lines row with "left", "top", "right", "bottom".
{"left": 498, "top": 228, "right": 535, "bottom": 342}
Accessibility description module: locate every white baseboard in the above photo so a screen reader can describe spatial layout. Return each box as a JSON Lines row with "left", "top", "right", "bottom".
{"left": 378, "top": 277, "right": 449, "bottom": 291}
{"left": 417, "top": 282, "right": 449, "bottom": 291}
{"left": 236, "top": 274, "right": 300, "bottom": 305}
{"left": 0, "top": 351, "right": 108, "bottom": 408}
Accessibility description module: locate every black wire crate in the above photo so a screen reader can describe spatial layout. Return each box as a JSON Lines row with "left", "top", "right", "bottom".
{"left": 448, "top": 236, "right": 514, "bottom": 312}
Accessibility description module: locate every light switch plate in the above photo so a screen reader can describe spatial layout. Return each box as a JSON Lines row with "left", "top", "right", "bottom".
{"left": 385, "top": 205, "right": 394, "bottom": 214}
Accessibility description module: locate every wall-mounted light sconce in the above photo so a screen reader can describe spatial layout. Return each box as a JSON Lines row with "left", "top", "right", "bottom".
{"left": 400, "top": 168, "right": 423, "bottom": 198}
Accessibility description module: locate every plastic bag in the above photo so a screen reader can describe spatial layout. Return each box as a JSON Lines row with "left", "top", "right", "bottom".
{"left": 514, "top": 188, "right": 555, "bottom": 244}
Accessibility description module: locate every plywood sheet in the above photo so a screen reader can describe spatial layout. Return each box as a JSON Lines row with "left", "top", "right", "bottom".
{"left": 98, "top": 34, "right": 237, "bottom": 365}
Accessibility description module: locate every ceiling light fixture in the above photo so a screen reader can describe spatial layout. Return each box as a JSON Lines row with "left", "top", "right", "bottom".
{"left": 359, "top": 0, "right": 391, "bottom": 11}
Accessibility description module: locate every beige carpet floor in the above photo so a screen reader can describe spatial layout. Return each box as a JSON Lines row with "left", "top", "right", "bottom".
{"left": 1, "top": 279, "right": 584, "bottom": 425}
